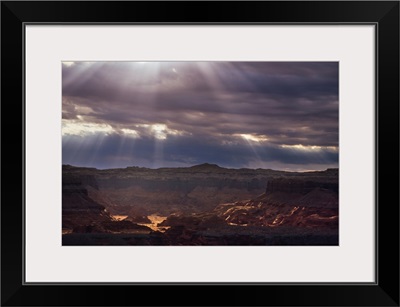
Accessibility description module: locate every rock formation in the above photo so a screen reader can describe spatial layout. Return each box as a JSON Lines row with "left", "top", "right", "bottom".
{"left": 62, "top": 173, "right": 151, "bottom": 235}
{"left": 62, "top": 164, "right": 338, "bottom": 245}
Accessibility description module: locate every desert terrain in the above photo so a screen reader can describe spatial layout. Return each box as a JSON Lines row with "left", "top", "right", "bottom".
{"left": 62, "top": 164, "right": 338, "bottom": 245}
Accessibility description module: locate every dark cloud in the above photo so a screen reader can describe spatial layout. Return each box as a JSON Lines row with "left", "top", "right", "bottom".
{"left": 62, "top": 61, "right": 338, "bottom": 170}
{"left": 62, "top": 132, "right": 338, "bottom": 170}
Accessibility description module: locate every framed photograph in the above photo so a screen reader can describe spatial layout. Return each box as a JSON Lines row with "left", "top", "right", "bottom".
{"left": 1, "top": 1, "right": 399, "bottom": 306}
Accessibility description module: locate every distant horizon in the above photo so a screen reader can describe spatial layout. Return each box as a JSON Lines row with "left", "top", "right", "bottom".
{"left": 63, "top": 162, "right": 339, "bottom": 173}
{"left": 62, "top": 61, "right": 338, "bottom": 171}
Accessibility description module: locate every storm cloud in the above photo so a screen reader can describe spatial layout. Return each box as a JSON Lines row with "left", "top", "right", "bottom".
{"left": 62, "top": 61, "right": 339, "bottom": 171}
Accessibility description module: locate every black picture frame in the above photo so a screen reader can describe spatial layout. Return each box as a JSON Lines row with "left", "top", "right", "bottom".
{"left": 1, "top": 1, "right": 399, "bottom": 306}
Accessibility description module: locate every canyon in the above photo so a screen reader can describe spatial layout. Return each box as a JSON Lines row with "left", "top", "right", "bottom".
{"left": 62, "top": 164, "right": 338, "bottom": 245}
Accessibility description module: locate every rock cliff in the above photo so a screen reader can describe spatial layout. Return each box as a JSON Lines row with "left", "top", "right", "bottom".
{"left": 62, "top": 164, "right": 338, "bottom": 245}
{"left": 62, "top": 173, "right": 151, "bottom": 234}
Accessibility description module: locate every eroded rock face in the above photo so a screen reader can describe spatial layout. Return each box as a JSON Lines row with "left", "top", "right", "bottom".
{"left": 159, "top": 212, "right": 226, "bottom": 229}
{"left": 62, "top": 174, "right": 152, "bottom": 234}
{"left": 62, "top": 175, "right": 111, "bottom": 231}
{"left": 62, "top": 165, "right": 338, "bottom": 245}
{"left": 266, "top": 177, "right": 338, "bottom": 194}
{"left": 62, "top": 164, "right": 338, "bottom": 215}
{"left": 62, "top": 164, "right": 276, "bottom": 216}
{"left": 215, "top": 179, "right": 338, "bottom": 229}
{"left": 215, "top": 199, "right": 338, "bottom": 229}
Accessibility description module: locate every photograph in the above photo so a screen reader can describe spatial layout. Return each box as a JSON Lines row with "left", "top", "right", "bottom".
{"left": 2, "top": 0, "right": 399, "bottom": 305}
{"left": 62, "top": 61, "right": 339, "bottom": 246}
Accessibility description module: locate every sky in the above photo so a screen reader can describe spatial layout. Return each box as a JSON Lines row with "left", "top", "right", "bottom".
{"left": 62, "top": 61, "right": 338, "bottom": 171}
